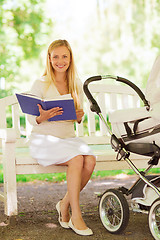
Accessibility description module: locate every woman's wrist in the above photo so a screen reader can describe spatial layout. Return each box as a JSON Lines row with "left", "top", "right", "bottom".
{"left": 36, "top": 116, "right": 42, "bottom": 124}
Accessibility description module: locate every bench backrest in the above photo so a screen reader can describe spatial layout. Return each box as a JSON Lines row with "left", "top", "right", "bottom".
{"left": 0, "top": 83, "right": 141, "bottom": 147}
{"left": 77, "top": 83, "right": 140, "bottom": 144}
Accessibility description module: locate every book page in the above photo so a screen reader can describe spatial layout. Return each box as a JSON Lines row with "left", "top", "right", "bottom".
{"left": 20, "top": 92, "right": 41, "bottom": 100}
{"left": 44, "top": 94, "right": 72, "bottom": 102}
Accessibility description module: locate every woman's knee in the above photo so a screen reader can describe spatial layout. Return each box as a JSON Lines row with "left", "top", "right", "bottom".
{"left": 68, "top": 155, "right": 84, "bottom": 169}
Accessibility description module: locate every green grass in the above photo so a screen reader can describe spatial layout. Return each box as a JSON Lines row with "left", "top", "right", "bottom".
{"left": 0, "top": 164, "right": 159, "bottom": 183}
{"left": 0, "top": 165, "right": 67, "bottom": 183}
{"left": 92, "top": 168, "right": 160, "bottom": 179}
{"left": 16, "top": 172, "right": 67, "bottom": 183}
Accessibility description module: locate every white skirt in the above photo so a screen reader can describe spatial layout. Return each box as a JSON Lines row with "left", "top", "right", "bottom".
{"left": 29, "top": 133, "right": 95, "bottom": 166}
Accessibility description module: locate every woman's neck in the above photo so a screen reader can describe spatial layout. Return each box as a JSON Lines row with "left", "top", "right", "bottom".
{"left": 54, "top": 72, "right": 69, "bottom": 95}
{"left": 54, "top": 72, "right": 67, "bottom": 83}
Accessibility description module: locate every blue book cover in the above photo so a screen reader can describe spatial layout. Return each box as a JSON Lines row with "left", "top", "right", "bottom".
{"left": 16, "top": 93, "right": 77, "bottom": 121}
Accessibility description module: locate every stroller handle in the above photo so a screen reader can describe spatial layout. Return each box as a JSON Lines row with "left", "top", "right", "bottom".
{"left": 116, "top": 76, "right": 150, "bottom": 108}
{"left": 83, "top": 75, "right": 150, "bottom": 113}
{"left": 83, "top": 75, "right": 102, "bottom": 114}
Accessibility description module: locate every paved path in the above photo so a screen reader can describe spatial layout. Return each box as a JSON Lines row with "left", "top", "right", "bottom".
{"left": 0, "top": 175, "right": 154, "bottom": 239}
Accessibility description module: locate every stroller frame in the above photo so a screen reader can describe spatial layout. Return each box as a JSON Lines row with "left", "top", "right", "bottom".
{"left": 84, "top": 75, "right": 160, "bottom": 239}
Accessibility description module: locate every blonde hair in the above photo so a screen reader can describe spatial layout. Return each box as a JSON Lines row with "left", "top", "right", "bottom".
{"left": 43, "top": 39, "right": 80, "bottom": 109}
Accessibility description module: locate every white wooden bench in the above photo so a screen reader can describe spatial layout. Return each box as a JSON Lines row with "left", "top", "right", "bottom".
{"left": 0, "top": 83, "right": 149, "bottom": 217}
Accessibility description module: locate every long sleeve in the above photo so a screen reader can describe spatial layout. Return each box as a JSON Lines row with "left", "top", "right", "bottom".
{"left": 27, "top": 79, "right": 46, "bottom": 126}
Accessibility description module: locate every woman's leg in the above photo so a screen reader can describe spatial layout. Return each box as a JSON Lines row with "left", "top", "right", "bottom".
{"left": 66, "top": 155, "right": 86, "bottom": 229}
{"left": 59, "top": 155, "right": 96, "bottom": 229}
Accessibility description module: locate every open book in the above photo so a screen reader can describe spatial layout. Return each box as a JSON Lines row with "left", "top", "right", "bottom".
{"left": 16, "top": 93, "right": 77, "bottom": 121}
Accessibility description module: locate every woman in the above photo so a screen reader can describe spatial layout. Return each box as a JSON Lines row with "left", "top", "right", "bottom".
{"left": 28, "top": 39, "right": 96, "bottom": 236}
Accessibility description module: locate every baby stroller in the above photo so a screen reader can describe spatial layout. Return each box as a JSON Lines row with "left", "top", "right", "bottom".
{"left": 83, "top": 56, "right": 160, "bottom": 240}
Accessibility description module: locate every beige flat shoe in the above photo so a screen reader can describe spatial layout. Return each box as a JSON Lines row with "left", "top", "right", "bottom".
{"left": 68, "top": 218, "right": 93, "bottom": 236}
{"left": 56, "top": 201, "right": 69, "bottom": 229}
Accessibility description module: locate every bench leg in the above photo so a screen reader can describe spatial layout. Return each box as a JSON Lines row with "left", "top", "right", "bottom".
{"left": 3, "top": 141, "right": 17, "bottom": 216}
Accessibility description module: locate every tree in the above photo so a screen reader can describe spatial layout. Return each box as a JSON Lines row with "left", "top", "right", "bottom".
{"left": 0, "top": 0, "right": 53, "bottom": 98}
{"left": 79, "top": 0, "right": 160, "bottom": 88}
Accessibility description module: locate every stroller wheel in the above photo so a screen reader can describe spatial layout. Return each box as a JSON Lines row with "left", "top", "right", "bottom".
{"left": 149, "top": 198, "right": 160, "bottom": 240}
{"left": 99, "top": 189, "right": 129, "bottom": 234}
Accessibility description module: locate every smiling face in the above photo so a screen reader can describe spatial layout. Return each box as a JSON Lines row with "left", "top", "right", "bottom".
{"left": 50, "top": 46, "right": 71, "bottom": 74}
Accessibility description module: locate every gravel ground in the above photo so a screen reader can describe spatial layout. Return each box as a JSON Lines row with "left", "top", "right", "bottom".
{"left": 0, "top": 175, "right": 154, "bottom": 240}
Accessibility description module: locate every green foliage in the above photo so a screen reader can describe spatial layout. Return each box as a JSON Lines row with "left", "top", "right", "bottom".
{"left": 0, "top": 89, "right": 13, "bottom": 98}
{"left": 80, "top": 0, "right": 160, "bottom": 89}
{"left": 11, "top": 0, "right": 52, "bottom": 59}
{"left": 0, "top": 0, "right": 53, "bottom": 97}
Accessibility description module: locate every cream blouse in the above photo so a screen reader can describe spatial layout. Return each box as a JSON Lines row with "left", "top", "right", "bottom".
{"left": 27, "top": 76, "right": 83, "bottom": 139}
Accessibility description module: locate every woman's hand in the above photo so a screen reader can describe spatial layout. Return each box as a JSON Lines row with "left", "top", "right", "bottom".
{"left": 36, "top": 104, "right": 63, "bottom": 124}
{"left": 76, "top": 109, "right": 84, "bottom": 123}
